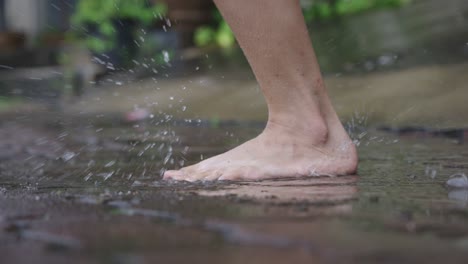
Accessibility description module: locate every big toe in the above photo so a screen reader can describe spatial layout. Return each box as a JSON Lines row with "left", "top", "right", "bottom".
{"left": 163, "top": 170, "right": 184, "bottom": 180}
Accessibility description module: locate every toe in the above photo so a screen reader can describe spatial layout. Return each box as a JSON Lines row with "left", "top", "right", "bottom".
{"left": 218, "top": 166, "right": 268, "bottom": 181}
{"left": 163, "top": 170, "right": 184, "bottom": 180}
{"left": 186, "top": 170, "right": 213, "bottom": 182}
{"left": 218, "top": 170, "right": 241, "bottom": 181}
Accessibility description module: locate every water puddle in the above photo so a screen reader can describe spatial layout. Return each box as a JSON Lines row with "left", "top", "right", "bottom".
{"left": 1, "top": 114, "right": 468, "bottom": 263}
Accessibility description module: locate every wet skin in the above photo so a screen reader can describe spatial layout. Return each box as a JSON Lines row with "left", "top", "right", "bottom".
{"left": 163, "top": 121, "right": 357, "bottom": 181}
{"left": 164, "top": 0, "right": 358, "bottom": 181}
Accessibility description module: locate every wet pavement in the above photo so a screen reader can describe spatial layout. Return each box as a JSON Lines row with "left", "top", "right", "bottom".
{"left": 1, "top": 111, "right": 468, "bottom": 264}
{"left": 61, "top": 61, "right": 468, "bottom": 129}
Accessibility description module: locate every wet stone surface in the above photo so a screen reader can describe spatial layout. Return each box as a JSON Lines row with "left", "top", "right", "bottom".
{"left": 2, "top": 112, "right": 468, "bottom": 264}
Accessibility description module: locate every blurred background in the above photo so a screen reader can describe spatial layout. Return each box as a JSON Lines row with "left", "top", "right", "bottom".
{"left": 1, "top": 0, "right": 468, "bottom": 128}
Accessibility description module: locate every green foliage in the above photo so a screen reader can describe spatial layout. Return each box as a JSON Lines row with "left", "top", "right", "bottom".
{"left": 194, "top": 0, "right": 410, "bottom": 49}
{"left": 303, "top": 0, "right": 410, "bottom": 22}
{"left": 194, "top": 26, "right": 216, "bottom": 47}
{"left": 85, "top": 36, "right": 115, "bottom": 53}
{"left": 193, "top": 10, "right": 235, "bottom": 49}
{"left": 72, "top": 0, "right": 167, "bottom": 27}
{"left": 71, "top": 0, "right": 167, "bottom": 53}
{"left": 215, "top": 21, "right": 235, "bottom": 49}
{"left": 194, "top": 12, "right": 235, "bottom": 49}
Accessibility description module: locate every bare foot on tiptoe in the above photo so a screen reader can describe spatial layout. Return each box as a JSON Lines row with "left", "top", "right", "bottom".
{"left": 163, "top": 114, "right": 358, "bottom": 182}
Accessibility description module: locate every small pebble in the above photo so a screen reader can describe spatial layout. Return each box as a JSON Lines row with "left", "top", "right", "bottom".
{"left": 446, "top": 173, "right": 468, "bottom": 188}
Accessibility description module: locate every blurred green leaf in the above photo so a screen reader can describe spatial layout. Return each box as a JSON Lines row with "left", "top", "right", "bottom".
{"left": 194, "top": 0, "right": 410, "bottom": 49}
{"left": 194, "top": 26, "right": 216, "bottom": 47}
{"left": 71, "top": 0, "right": 167, "bottom": 53}
{"left": 215, "top": 21, "right": 235, "bottom": 49}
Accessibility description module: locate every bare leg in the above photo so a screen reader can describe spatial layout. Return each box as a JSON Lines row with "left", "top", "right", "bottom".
{"left": 164, "top": 0, "right": 357, "bottom": 181}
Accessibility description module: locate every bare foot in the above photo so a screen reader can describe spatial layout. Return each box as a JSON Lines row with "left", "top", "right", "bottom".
{"left": 163, "top": 116, "right": 358, "bottom": 181}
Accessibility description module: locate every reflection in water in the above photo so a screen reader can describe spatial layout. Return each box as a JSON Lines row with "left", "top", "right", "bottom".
{"left": 448, "top": 189, "right": 468, "bottom": 206}
{"left": 197, "top": 176, "right": 358, "bottom": 215}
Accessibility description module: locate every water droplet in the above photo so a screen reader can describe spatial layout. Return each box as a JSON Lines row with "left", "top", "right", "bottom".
{"left": 104, "top": 161, "right": 116, "bottom": 167}
{"left": 60, "top": 151, "right": 76, "bottom": 162}
{"left": 162, "top": 50, "right": 170, "bottom": 63}
{"left": 84, "top": 173, "right": 93, "bottom": 181}
{"left": 99, "top": 171, "right": 114, "bottom": 181}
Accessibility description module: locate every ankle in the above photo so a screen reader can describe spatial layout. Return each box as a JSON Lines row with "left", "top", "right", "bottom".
{"left": 265, "top": 115, "right": 329, "bottom": 145}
